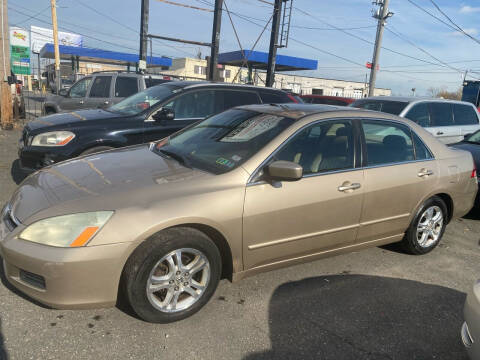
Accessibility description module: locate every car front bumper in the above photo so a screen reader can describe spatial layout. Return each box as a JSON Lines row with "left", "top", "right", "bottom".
{"left": 0, "top": 223, "right": 137, "bottom": 309}
{"left": 463, "top": 280, "right": 480, "bottom": 359}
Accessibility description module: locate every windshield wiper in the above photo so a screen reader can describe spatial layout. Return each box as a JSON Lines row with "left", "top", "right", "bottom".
{"left": 159, "top": 149, "right": 192, "bottom": 168}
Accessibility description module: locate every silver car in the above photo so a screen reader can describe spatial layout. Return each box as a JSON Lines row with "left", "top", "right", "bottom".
{"left": 462, "top": 279, "right": 480, "bottom": 359}
{"left": 351, "top": 97, "right": 480, "bottom": 144}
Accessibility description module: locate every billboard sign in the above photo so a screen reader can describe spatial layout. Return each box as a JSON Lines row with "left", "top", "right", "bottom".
{"left": 31, "top": 25, "right": 83, "bottom": 53}
{"left": 10, "top": 27, "right": 30, "bottom": 75}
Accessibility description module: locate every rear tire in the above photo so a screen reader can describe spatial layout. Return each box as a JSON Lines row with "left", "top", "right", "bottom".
{"left": 122, "top": 227, "right": 221, "bottom": 323}
{"left": 80, "top": 146, "right": 114, "bottom": 156}
{"left": 402, "top": 196, "right": 448, "bottom": 255}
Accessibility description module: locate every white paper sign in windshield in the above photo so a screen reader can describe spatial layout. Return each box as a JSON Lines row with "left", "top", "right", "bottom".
{"left": 221, "top": 115, "right": 283, "bottom": 142}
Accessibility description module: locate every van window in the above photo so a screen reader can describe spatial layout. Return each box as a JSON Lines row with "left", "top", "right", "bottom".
{"left": 429, "top": 103, "right": 454, "bottom": 126}
{"left": 405, "top": 103, "right": 430, "bottom": 127}
{"left": 453, "top": 104, "right": 479, "bottom": 125}
{"left": 115, "top": 77, "right": 138, "bottom": 98}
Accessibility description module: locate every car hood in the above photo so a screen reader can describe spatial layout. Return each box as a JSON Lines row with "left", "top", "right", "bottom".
{"left": 450, "top": 142, "right": 480, "bottom": 170}
{"left": 26, "top": 109, "right": 126, "bottom": 132}
{"left": 9, "top": 144, "right": 214, "bottom": 223}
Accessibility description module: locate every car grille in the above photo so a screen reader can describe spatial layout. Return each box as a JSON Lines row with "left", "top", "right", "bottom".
{"left": 19, "top": 269, "right": 46, "bottom": 290}
{"left": 1, "top": 204, "right": 20, "bottom": 232}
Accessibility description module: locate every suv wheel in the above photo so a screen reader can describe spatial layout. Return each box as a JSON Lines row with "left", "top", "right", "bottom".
{"left": 122, "top": 227, "right": 221, "bottom": 323}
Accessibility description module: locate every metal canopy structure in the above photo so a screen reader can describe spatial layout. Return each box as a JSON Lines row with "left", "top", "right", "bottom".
{"left": 218, "top": 50, "right": 317, "bottom": 71}
{"left": 39, "top": 43, "right": 172, "bottom": 67}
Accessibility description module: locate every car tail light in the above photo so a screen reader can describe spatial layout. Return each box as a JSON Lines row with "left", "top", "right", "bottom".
{"left": 287, "top": 94, "right": 299, "bottom": 103}
{"left": 472, "top": 162, "right": 477, "bottom": 178}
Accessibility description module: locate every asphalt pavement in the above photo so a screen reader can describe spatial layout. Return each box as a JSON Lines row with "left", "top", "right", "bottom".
{"left": 0, "top": 126, "right": 479, "bottom": 360}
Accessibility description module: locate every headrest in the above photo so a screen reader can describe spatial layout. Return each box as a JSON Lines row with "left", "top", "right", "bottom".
{"left": 383, "top": 135, "right": 407, "bottom": 149}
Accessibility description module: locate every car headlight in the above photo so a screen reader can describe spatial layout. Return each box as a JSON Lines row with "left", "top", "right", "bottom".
{"left": 19, "top": 211, "right": 113, "bottom": 247}
{"left": 31, "top": 131, "right": 75, "bottom": 146}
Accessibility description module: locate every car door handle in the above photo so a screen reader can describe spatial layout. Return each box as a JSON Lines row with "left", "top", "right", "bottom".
{"left": 418, "top": 169, "right": 434, "bottom": 177}
{"left": 79, "top": 100, "right": 84, "bottom": 104}
{"left": 338, "top": 183, "right": 361, "bottom": 192}
{"left": 436, "top": 131, "right": 444, "bottom": 135}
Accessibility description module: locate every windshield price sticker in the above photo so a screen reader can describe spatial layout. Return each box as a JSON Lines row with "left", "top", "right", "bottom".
{"left": 220, "top": 115, "right": 282, "bottom": 142}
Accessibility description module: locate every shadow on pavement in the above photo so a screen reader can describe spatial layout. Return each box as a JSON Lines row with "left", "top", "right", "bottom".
{"left": 245, "top": 275, "right": 467, "bottom": 360}
{"left": 10, "top": 160, "right": 27, "bottom": 185}
{"left": 0, "top": 317, "right": 7, "bottom": 360}
{"left": 0, "top": 257, "right": 49, "bottom": 309}
{"left": 463, "top": 206, "right": 480, "bottom": 220}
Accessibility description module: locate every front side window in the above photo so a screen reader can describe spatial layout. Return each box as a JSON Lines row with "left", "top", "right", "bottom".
{"left": 69, "top": 77, "right": 92, "bottom": 98}
{"left": 115, "top": 77, "right": 138, "bottom": 98}
{"left": 362, "top": 121, "right": 414, "bottom": 166}
{"left": 275, "top": 120, "right": 354, "bottom": 175}
{"left": 89, "top": 76, "right": 112, "bottom": 98}
{"left": 453, "top": 104, "right": 479, "bottom": 125}
{"left": 429, "top": 103, "right": 454, "bottom": 127}
{"left": 153, "top": 109, "right": 295, "bottom": 174}
{"left": 164, "top": 90, "right": 216, "bottom": 119}
{"left": 405, "top": 103, "right": 430, "bottom": 127}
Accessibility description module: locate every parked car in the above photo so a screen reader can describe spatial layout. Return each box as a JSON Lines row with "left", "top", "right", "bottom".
{"left": 462, "top": 279, "right": 480, "bottom": 359}
{"left": 2, "top": 104, "right": 477, "bottom": 323}
{"left": 43, "top": 71, "right": 174, "bottom": 114}
{"left": 301, "top": 94, "right": 355, "bottom": 106}
{"left": 351, "top": 96, "right": 480, "bottom": 144}
{"left": 450, "top": 130, "right": 480, "bottom": 206}
{"left": 19, "top": 81, "right": 296, "bottom": 171}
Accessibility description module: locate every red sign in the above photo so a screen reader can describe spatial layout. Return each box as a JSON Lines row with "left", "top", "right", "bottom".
{"left": 366, "top": 62, "right": 379, "bottom": 70}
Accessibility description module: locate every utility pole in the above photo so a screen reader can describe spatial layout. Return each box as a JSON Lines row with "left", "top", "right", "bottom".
{"left": 139, "top": 0, "right": 149, "bottom": 73}
{"left": 266, "top": 0, "right": 283, "bottom": 88}
{"left": 368, "top": 0, "right": 393, "bottom": 97}
{"left": 0, "top": 0, "right": 12, "bottom": 129}
{"left": 208, "top": 0, "right": 223, "bottom": 81}
{"left": 50, "top": 0, "right": 61, "bottom": 95}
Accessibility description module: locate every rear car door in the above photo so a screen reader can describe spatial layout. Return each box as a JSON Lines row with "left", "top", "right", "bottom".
{"left": 453, "top": 103, "right": 480, "bottom": 138}
{"left": 143, "top": 89, "right": 217, "bottom": 142}
{"left": 243, "top": 119, "right": 364, "bottom": 269}
{"left": 113, "top": 75, "right": 139, "bottom": 105}
{"left": 86, "top": 75, "right": 113, "bottom": 109}
{"left": 357, "top": 119, "right": 437, "bottom": 244}
{"left": 427, "top": 102, "right": 460, "bottom": 144}
{"left": 60, "top": 76, "right": 92, "bottom": 111}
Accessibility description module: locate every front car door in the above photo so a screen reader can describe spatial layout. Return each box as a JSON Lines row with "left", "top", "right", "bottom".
{"left": 357, "top": 119, "right": 438, "bottom": 244}
{"left": 243, "top": 119, "right": 364, "bottom": 270}
{"left": 86, "top": 75, "right": 113, "bottom": 109}
{"left": 143, "top": 89, "right": 217, "bottom": 142}
{"left": 60, "top": 76, "right": 92, "bottom": 111}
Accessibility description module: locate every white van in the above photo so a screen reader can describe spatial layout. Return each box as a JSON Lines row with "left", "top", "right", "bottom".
{"left": 351, "top": 96, "right": 480, "bottom": 144}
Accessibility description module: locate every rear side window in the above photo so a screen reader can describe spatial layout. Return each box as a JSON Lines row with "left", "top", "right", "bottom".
{"left": 362, "top": 121, "right": 414, "bottom": 166}
{"left": 89, "top": 76, "right": 112, "bottom": 98}
{"left": 259, "top": 92, "right": 290, "bottom": 104}
{"left": 429, "top": 103, "right": 453, "bottom": 126}
{"left": 220, "top": 90, "right": 260, "bottom": 110}
{"left": 405, "top": 103, "right": 430, "bottom": 127}
{"left": 115, "top": 77, "right": 138, "bottom": 98}
{"left": 453, "top": 104, "right": 479, "bottom": 125}
{"left": 351, "top": 100, "right": 408, "bottom": 115}
{"left": 413, "top": 133, "right": 433, "bottom": 160}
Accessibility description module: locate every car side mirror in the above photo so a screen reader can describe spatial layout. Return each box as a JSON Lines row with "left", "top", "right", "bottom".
{"left": 152, "top": 108, "right": 175, "bottom": 122}
{"left": 266, "top": 161, "right": 303, "bottom": 182}
{"left": 59, "top": 89, "right": 68, "bottom": 96}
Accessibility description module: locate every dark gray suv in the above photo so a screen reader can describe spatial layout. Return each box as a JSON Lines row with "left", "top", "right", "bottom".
{"left": 43, "top": 72, "right": 171, "bottom": 114}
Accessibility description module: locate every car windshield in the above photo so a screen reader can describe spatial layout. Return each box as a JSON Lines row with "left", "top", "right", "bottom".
{"left": 152, "top": 109, "right": 295, "bottom": 174}
{"left": 108, "top": 83, "right": 182, "bottom": 115}
{"left": 465, "top": 130, "right": 480, "bottom": 143}
{"left": 351, "top": 99, "right": 409, "bottom": 115}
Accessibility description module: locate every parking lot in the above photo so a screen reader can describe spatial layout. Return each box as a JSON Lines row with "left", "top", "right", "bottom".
{"left": 0, "top": 126, "right": 478, "bottom": 360}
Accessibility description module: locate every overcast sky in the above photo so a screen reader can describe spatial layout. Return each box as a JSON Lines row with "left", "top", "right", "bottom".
{"left": 8, "top": 0, "right": 480, "bottom": 95}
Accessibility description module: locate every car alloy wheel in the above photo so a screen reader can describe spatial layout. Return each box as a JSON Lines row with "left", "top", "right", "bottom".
{"left": 416, "top": 205, "right": 443, "bottom": 248}
{"left": 146, "top": 248, "right": 211, "bottom": 313}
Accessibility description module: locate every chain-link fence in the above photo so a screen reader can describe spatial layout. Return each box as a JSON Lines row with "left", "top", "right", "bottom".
{"left": 14, "top": 88, "right": 47, "bottom": 125}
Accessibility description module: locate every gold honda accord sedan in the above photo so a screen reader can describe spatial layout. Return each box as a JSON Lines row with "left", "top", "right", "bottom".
{"left": 0, "top": 104, "right": 477, "bottom": 323}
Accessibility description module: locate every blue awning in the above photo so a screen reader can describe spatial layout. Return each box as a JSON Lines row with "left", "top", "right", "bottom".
{"left": 39, "top": 43, "right": 172, "bottom": 67}
{"left": 218, "top": 50, "right": 317, "bottom": 71}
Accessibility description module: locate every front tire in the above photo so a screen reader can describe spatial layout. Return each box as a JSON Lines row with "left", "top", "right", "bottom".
{"left": 122, "top": 227, "right": 221, "bottom": 323}
{"left": 402, "top": 196, "right": 447, "bottom": 255}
